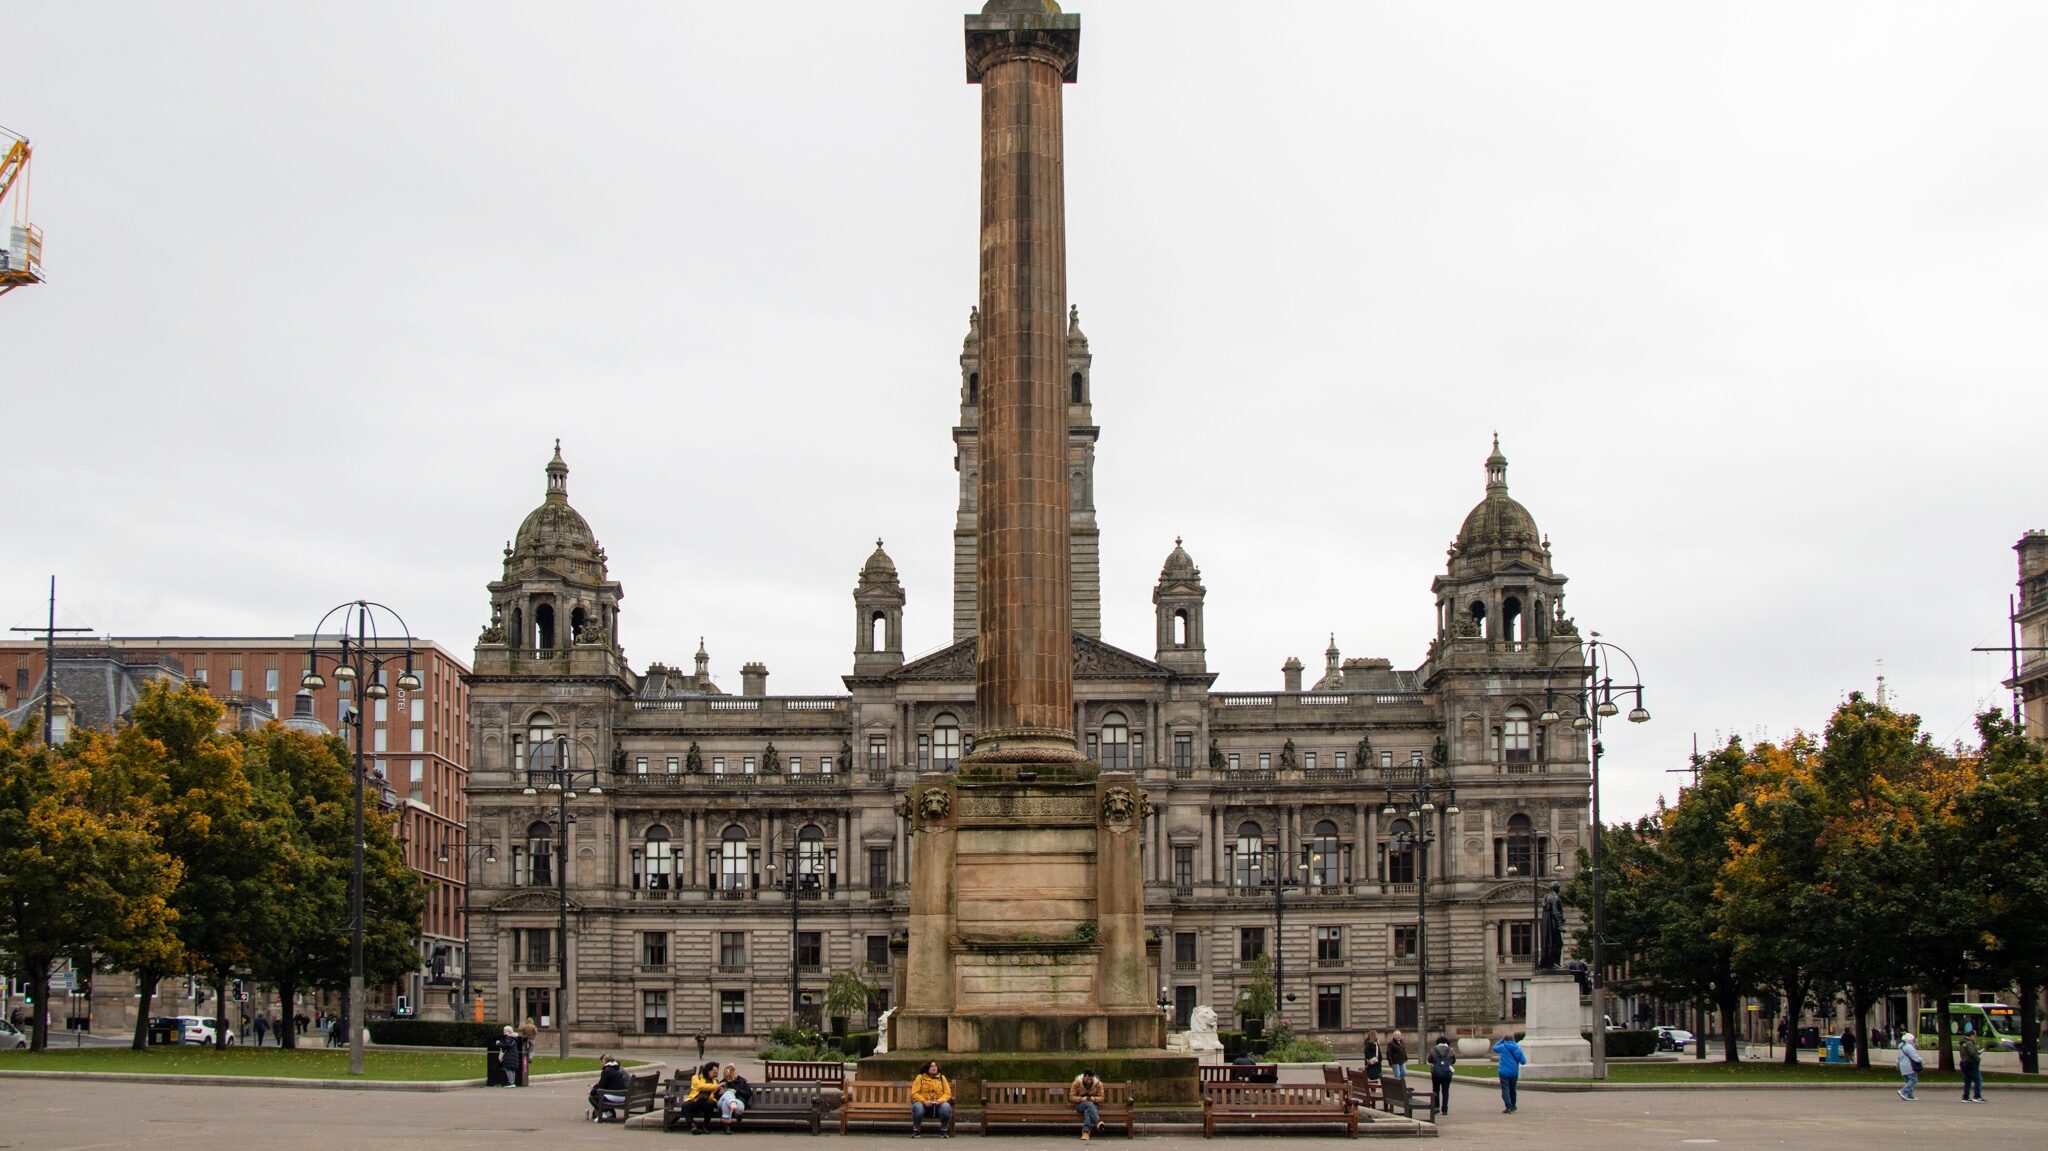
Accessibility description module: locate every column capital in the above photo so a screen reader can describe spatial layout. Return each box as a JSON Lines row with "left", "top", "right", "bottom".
{"left": 965, "top": 9, "right": 1080, "bottom": 83}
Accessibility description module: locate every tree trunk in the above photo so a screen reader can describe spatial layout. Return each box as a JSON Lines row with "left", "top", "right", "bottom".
{"left": 1781, "top": 977, "right": 1804, "bottom": 1065}
{"left": 130, "top": 967, "right": 160, "bottom": 1050}
{"left": 1935, "top": 997, "right": 1953, "bottom": 1072}
{"left": 1848, "top": 988, "right": 1871, "bottom": 1069}
{"left": 1716, "top": 986, "right": 1743, "bottom": 1063}
{"left": 214, "top": 974, "right": 230, "bottom": 1050}
{"left": 2018, "top": 978, "right": 2039, "bottom": 1076}
{"left": 277, "top": 980, "right": 297, "bottom": 1050}
{"left": 25, "top": 955, "right": 52, "bottom": 1052}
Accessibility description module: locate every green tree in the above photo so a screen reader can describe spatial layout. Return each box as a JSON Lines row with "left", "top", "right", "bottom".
{"left": 0, "top": 721, "right": 181, "bottom": 1051}
{"left": 824, "top": 961, "right": 880, "bottom": 1036}
{"left": 238, "top": 726, "right": 354, "bottom": 1050}
{"left": 1239, "top": 953, "right": 1276, "bottom": 1033}
{"left": 1719, "top": 734, "right": 1827, "bottom": 1065}
{"left": 1963, "top": 709, "right": 2048, "bottom": 1074}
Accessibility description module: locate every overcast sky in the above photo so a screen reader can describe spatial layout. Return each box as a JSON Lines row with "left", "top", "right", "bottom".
{"left": 6, "top": 1, "right": 2043, "bottom": 821}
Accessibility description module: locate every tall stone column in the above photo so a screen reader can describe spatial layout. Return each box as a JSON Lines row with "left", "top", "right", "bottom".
{"left": 963, "top": 0, "right": 1083, "bottom": 766}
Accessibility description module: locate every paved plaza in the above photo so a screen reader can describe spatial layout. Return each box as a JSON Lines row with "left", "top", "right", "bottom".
{"left": 2, "top": 1075, "right": 2043, "bottom": 1151}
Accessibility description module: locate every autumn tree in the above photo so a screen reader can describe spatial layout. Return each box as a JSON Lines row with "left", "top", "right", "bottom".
{"left": 1719, "top": 734, "right": 1828, "bottom": 1064}
{"left": 1963, "top": 709, "right": 2048, "bottom": 1074}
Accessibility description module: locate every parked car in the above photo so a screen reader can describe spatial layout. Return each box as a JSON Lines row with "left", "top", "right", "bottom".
{"left": 1654, "top": 1026, "right": 1695, "bottom": 1051}
{"left": 0, "top": 1019, "right": 26, "bottom": 1049}
{"left": 173, "top": 1016, "right": 237, "bottom": 1046}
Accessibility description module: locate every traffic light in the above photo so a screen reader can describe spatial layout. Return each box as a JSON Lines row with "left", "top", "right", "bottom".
{"left": 232, "top": 979, "right": 245, "bottom": 1002}
{"left": 395, "top": 994, "right": 410, "bottom": 1016}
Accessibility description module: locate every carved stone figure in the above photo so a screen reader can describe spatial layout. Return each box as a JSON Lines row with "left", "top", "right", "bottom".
{"left": 840, "top": 739, "right": 854, "bottom": 772}
{"left": 1209, "top": 738, "right": 1226, "bottom": 771}
{"left": 1432, "top": 735, "right": 1448, "bottom": 767}
{"left": 1188, "top": 1004, "right": 1218, "bottom": 1040}
{"left": 1138, "top": 791, "right": 1156, "bottom": 820}
{"left": 478, "top": 616, "right": 506, "bottom": 644}
{"left": 685, "top": 741, "right": 703, "bottom": 774}
{"left": 917, "top": 787, "right": 951, "bottom": 823}
{"left": 1101, "top": 786, "right": 1136, "bottom": 827}
{"left": 762, "top": 741, "right": 781, "bottom": 773}
{"left": 1539, "top": 881, "right": 1567, "bottom": 971}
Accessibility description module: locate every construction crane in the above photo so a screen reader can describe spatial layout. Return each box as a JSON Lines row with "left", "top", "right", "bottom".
{"left": 0, "top": 126, "right": 44, "bottom": 295}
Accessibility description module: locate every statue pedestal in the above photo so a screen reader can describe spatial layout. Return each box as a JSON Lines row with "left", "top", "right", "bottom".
{"left": 1519, "top": 972, "right": 1592, "bottom": 1080}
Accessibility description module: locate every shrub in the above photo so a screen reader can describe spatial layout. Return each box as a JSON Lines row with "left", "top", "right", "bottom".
{"left": 1219, "top": 1030, "right": 1252, "bottom": 1061}
{"left": 1264, "top": 1036, "right": 1337, "bottom": 1063}
{"left": 1600, "top": 1029, "right": 1657, "bottom": 1058}
{"left": 837, "top": 1030, "right": 880, "bottom": 1058}
{"left": 365, "top": 1019, "right": 502, "bottom": 1047}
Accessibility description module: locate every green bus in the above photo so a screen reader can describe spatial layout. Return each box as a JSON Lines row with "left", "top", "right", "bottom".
{"left": 1917, "top": 1003, "right": 2020, "bottom": 1051}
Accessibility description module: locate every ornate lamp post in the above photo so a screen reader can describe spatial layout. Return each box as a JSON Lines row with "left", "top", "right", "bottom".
{"left": 302, "top": 601, "right": 423, "bottom": 1077}
{"left": 439, "top": 832, "right": 496, "bottom": 1019}
{"left": 1538, "top": 633, "right": 1650, "bottom": 1079}
{"left": 765, "top": 853, "right": 823, "bottom": 1025}
{"left": 1382, "top": 777, "right": 1459, "bottom": 1039}
{"left": 521, "top": 734, "right": 602, "bottom": 1060}
{"left": 1259, "top": 848, "right": 1310, "bottom": 1029}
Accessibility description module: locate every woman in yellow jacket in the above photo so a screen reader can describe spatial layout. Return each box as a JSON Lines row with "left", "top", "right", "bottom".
{"left": 909, "top": 1060, "right": 953, "bottom": 1137}
{"left": 676, "top": 1060, "right": 722, "bottom": 1134}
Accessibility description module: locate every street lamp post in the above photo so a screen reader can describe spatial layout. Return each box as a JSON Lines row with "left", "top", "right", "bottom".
{"left": 302, "top": 601, "right": 423, "bottom": 1077}
{"left": 1261, "top": 849, "right": 1310, "bottom": 1029}
{"left": 522, "top": 735, "right": 602, "bottom": 1060}
{"left": 1538, "top": 633, "right": 1650, "bottom": 1079}
{"left": 767, "top": 853, "right": 822, "bottom": 1026}
{"left": 1383, "top": 776, "right": 1459, "bottom": 1041}
{"left": 439, "top": 833, "right": 497, "bottom": 1020}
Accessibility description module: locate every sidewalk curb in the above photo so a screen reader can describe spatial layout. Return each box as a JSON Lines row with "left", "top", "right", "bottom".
{"left": 0, "top": 1065, "right": 660, "bottom": 1092}
{"left": 1474, "top": 1078, "right": 2048, "bottom": 1092}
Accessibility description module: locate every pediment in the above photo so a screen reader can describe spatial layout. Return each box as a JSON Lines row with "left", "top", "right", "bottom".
{"left": 491, "top": 890, "right": 584, "bottom": 914}
{"left": 887, "top": 634, "right": 1173, "bottom": 683}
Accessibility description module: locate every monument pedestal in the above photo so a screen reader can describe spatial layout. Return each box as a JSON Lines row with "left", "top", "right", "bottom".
{"left": 1518, "top": 972, "right": 1592, "bottom": 1079}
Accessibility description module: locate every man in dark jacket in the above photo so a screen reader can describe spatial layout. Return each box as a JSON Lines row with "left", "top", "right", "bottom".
{"left": 588, "top": 1056, "right": 631, "bottom": 1120}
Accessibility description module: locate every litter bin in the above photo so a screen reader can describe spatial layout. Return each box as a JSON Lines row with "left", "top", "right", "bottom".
{"left": 1824, "top": 1036, "right": 1845, "bottom": 1064}
{"left": 147, "top": 1018, "right": 179, "bottom": 1046}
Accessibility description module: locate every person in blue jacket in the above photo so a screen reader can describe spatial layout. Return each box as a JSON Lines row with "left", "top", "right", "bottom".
{"left": 1492, "top": 1034, "right": 1528, "bottom": 1113}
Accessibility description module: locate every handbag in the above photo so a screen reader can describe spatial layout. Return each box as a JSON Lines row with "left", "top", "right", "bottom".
{"left": 1909, "top": 1056, "right": 1923, "bottom": 1074}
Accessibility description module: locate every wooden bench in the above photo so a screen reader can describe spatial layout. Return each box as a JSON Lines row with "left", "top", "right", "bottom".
{"left": 1325, "top": 1066, "right": 1384, "bottom": 1110}
{"left": 665, "top": 1079, "right": 824, "bottom": 1134}
{"left": 1201, "top": 1083, "right": 1356, "bottom": 1139}
{"left": 838, "top": 1081, "right": 955, "bottom": 1135}
{"left": 764, "top": 1060, "right": 847, "bottom": 1088}
{"left": 596, "top": 1071, "right": 660, "bottom": 1123}
{"left": 980, "top": 1082, "right": 1135, "bottom": 1138}
{"left": 1375, "top": 1076, "right": 1434, "bottom": 1123}
{"left": 1199, "top": 1063, "right": 1278, "bottom": 1084}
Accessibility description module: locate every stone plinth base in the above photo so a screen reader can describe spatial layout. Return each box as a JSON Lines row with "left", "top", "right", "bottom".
{"left": 1519, "top": 972, "right": 1592, "bottom": 1080}
{"left": 859, "top": 1049, "right": 1198, "bottom": 1104}
{"left": 892, "top": 1008, "right": 1163, "bottom": 1054}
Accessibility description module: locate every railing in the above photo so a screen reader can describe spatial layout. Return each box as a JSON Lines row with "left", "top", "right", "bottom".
{"left": 511, "top": 960, "right": 556, "bottom": 974}
{"left": 709, "top": 699, "right": 759, "bottom": 711}
{"left": 716, "top": 964, "right": 747, "bottom": 975}
{"left": 868, "top": 887, "right": 891, "bottom": 901}
{"left": 1218, "top": 769, "right": 1272, "bottom": 785}
{"left": 1172, "top": 960, "right": 1200, "bottom": 973}
{"left": 1302, "top": 768, "right": 1357, "bottom": 783}
{"left": 1314, "top": 956, "right": 1345, "bottom": 969}
{"left": 638, "top": 963, "right": 670, "bottom": 975}
{"left": 1172, "top": 884, "right": 1194, "bottom": 899}
{"left": 713, "top": 888, "right": 755, "bottom": 901}
{"left": 632, "top": 696, "right": 846, "bottom": 713}
{"left": 787, "top": 772, "right": 845, "bottom": 787}
{"left": 1217, "top": 695, "right": 1274, "bottom": 707}
{"left": 1300, "top": 694, "right": 1351, "bottom": 706}
{"left": 1379, "top": 766, "right": 1426, "bottom": 785}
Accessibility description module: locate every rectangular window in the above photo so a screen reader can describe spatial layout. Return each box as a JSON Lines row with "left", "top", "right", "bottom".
{"left": 229, "top": 668, "right": 244, "bottom": 693}
{"left": 265, "top": 668, "right": 279, "bottom": 692}
{"left": 788, "top": 756, "right": 802, "bottom": 775}
{"left": 666, "top": 756, "right": 679, "bottom": 774}
{"left": 867, "top": 934, "right": 890, "bottom": 970}
{"left": 1175, "top": 985, "right": 1198, "bottom": 1030}
{"left": 1380, "top": 751, "right": 1393, "bottom": 770}
{"left": 1393, "top": 982, "right": 1419, "bottom": 1030}
{"left": 1304, "top": 751, "right": 1316, "bottom": 772}
{"left": 868, "top": 848, "right": 889, "bottom": 892}
{"left": 193, "top": 665, "right": 208, "bottom": 684}
{"left": 1257, "top": 752, "right": 1271, "bottom": 771}
{"left": 642, "top": 931, "right": 667, "bottom": 966}
{"left": 712, "top": 757, "right": 725, "bottom": 775}
{"left": 1316, "top": 925, "right": 1343, "bottom": 963}
{"left": 410, "top": 759, "right": 424, "bottom": 783}
{"left": 523, "top": 987, "right": 554, "bottom": 1029}
{"left": 719, "top": 932, "right": 746, "bottom": 969}
{"left": 1507, "top": 919, "right": 1533, "bottom": 958}
{"left": 1385, "top": 844, "right": 1415, "bottom": 885}
{"left": 1239, "top": 927, "right": 1265, "bottom": 962}
{"left": 1172, "top": 846, "right": 1194, "bottom": 891}
{"left": 797, "top": 931, "right": 822, "bottom": 969}
{"left": 719, "top": 990, "right": 746, "bottom": 1035}
{"left": 410, "top": 728, "right": 425, "bottom": 752}
{"left": 1335, "top": 751, "right": 1346, "bottom": 771}
{"left": 1410, "top": 750, "right": 1424, "bottom": 767}
{"left": 917, "top": 734, "right": 931, "bottom": 772}
{"left": 1174, "top": 733, "right": 1192, "bottom": 769}
{"left": 743, "top": 756, "right": 755, "bottom": 774}
{"left": 1174, "top": 931, "right": 1198, "bottom": 969}
{"left": 821, "top": 755, "right": 834, "bottom": 775}
{"left": 374, "top": 728, "right": 388, "bottom": 753}
{"left": 636, "top": 756, "right": 648, "bottom": 775}
{"left": 1392, "top": 925, "right": 1418, "bottom": 959}
{"left": 1317, "top": 985, "right": 1345, "bottom": 1030}
{"left": 1131, "top": 734, "right": 1144, "bottom": 769}
{"left": 1085, "top": 733, "right": 1098, "bottom": 762}
{"left": 525, "top": 928, "right": 554, "bottom": 966}
{"left": 1227, "top": 754, "right": 1240, "bottom": 770}
{"left": 868, "top": 736, "right": 888, "bottom": 773}
{"left": 1504, "top": 978, "right": 1528, "bottom": 1021}
{"left": 643, "top": 989, "right": 669, "bottom": 1034}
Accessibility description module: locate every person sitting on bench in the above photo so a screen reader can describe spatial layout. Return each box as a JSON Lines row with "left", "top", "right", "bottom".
{"left": 587, "top": 1055, "right": 631, "bottom": 1121}
{"left": 910, "top": 1060, "right": 953, "bottom": 1137}
{"left": 716, "top": 1063, "right": 753, "bottom": 1130}
{"left": 677, "top": 1060, "right": 723, "bottom": 1133}
{"left": 1070, "top": 1067, "right": 1105, "bottom": 1142}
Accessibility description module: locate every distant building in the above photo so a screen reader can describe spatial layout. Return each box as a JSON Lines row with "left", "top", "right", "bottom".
{"left": 0, "top": 635, "right": 472, "bottom": 1023}
{"left": 2013, "top": 530, "right": 2048, "bottom": 741}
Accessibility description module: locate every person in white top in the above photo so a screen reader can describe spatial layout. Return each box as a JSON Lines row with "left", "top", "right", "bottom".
{"left": 1895, "top": 1033, "right": 1922, "bottom": 1101}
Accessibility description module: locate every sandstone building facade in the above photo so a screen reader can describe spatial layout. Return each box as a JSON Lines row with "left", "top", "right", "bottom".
{"left": 463, "top": 315, "right": 1600, "bottom": 1051}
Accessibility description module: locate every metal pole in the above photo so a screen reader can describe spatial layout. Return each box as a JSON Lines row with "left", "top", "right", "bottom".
{"left": 348, "top": 608, "right": 367, "bottom": 1077}
{"left": 41, "top": 576, "right": 55, "bottom": 746}
{"left": 790, "top": 865, "right": 801, "bottom": 1023}
{"left": 1416, "top": 824, "right": 1429, "bottom": 1040}
{"left": 558, "top": 738, "right": 570, "bottom": 1062}
{"left": 1589, "top": 644, "right": 1608, "bottom": 1079}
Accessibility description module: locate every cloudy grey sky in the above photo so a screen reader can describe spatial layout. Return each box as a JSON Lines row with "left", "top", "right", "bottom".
{"left": 6, "top": 2, "right": 2043, "bottom": 821}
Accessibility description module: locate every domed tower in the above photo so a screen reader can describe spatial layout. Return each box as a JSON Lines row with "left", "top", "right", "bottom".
{"left": 471, "top": 443, "right": 630, "bottom": 782}
{"left": 1153, "top": 537, "right": 1207, "bottom": 673}
{"left": 1432, "top": 436, "right": 1569, "bottom": 650}
{"left": 853, "top": 538, "right": 906, "bottom": 674}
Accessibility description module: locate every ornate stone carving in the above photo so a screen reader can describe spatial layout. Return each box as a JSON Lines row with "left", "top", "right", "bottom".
{"left": 917, "top": 787, "right": 951, "bottom": 823}
{"left": 478, "top": 617, "right": 506, "bottom": 644}
{"left": 957, "top": 793, "right": 1093, "bottom": 823}
{"left": 685, "top": 742, "right": 703, "bottom": 773}
{"left": 1209, "top": 738, "right": 1226, "bottom": 771}
{"left": 840, "top": 739, "right": 854, "bottom": 771}
{"left": 1138, "top": 791, "right": 1156, "bottom": 820}
{"left": 1278, "top": 738, "right": 1299, "bottom": 770}
{"left": 1356, "top": 734, "right": 1372, "bottom": 765}
{"left": 1101, "top": 786, "right": 1137, "bottom": 827}
{"left": 763, "top": 741, "right": 781, "bottom": 773}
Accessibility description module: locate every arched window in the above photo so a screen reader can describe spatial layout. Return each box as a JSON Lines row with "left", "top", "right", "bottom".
{"left": 967, "top": 371, "right": 979, "bottom": 404}
{"left": 932, "top": 713, "right": 962, "bottom": 772}
{"left": 1384, "top": 818, "right": 1415, "bottom": 885}
{"left": 1502, "top": 596, "right": 1522, "bottom": 643}
{"left": 535, "top": 603, "right": 556, "bottom": 650}
{"left": 570, "top": 605, "right": 589, "bottom": 642}
{"left": 1503, "top": 705, "right": 1532, "bottom": 766}
{"left": 1309, "top": 820, "right": 1342, "bottom": 889}
{"left": 796, "top": 824, "right": 827, "bottom": 887}
{"left": 1232, "top": 821, "right": 1266, "bottom": 889}
{"left": 511, "top": 607, "right": 524, "bottom": 650}
{"left": 718, "top": 825, "right": 751, "bottom": 892}
{"left": 1505, "top": 813, "right": 1534, "bottom": 879}
{"left": 1173, "top": 608, "right": 1189, "bottom": 647}
{"left": 1467, "top": 600, "right": 1488, "bottom": 640}
{"left": 526, "top": 712, "right": 555, "bottom": 778}
{"left": 1100, "top": 711, "right": 1130, "bottom": 771}
{"left": 1071, "top": 371, "right": 1085, "bottom": 404}
{"left": 644, "top": 825, "right": 673, "bottom": 890}
{"left": 870, "top": 611, "right": 887, "bottom": 651}
{"left": 527, "top": 821, "right": 554, "bottom": 887}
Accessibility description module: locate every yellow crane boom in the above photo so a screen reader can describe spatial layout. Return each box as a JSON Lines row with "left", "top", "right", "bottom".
{"left": 0, "top": 128, "right": 44, "bottom": 295}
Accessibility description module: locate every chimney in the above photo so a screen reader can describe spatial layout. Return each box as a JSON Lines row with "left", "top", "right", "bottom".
{"left": 741, "top": 662, "right": 769, "bottom": 697}
{"left": 2018, "top": 530, "right": 2048, "bottom": 589}
{"left": 1281, "top": 656, "right": 1304, "bottom": 693}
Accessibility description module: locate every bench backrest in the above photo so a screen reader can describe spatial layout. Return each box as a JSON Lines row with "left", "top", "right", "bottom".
{"left": 844, "top": 1081, "right": 912, "bottom": 1106}
{"left": 1203, "top": 1084, "right": 1352, "bottom": 1108}
{"left": 764, "top": 1060, "right": 846, "bottom": 1084}
{"left": 745, "top": 1084, "right": 822, "bottom": 1109}
{"left": 1321, "top": 1065, "right": 1347, "bottom": 1085}
{"left": 982, "top": 1082, "right": 1132, "bottom": 1108}
{"left": 1201, "top": 1063, "right": 1277, "bottom": 1082}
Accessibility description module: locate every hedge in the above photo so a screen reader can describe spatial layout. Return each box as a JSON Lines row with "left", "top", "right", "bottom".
{"left": 366, "top": 1019, "right": 504, "bottom": 1047}
{"left": 1596, "top": 1029, "right": 1657, "bottom": 1058}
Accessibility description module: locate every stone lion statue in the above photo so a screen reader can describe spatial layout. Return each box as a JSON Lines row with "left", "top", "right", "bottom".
{"left": 917, "top": 787, "right": 951, "bottom": 822}
{"left": 1101, "top": 786, "right": 1136, "bottom": 825}
{"left": 1189, "top": 1005, "right": 1219, "bottom": 1039}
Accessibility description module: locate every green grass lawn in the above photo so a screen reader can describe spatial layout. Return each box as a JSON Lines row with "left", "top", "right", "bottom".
{"left": 0, "top": 1046, "right": 608, "bottom": 1081}
{"left": 1438, "top": 1058, "right": 2037, "bottom": 1084}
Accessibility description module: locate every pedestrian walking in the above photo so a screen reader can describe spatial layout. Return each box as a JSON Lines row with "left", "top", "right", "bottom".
{"left": 1427, "top": 1035, "right": 1456, "bottom": 1116}
{"left": 1841, "top": 1025, "right": 1857, "bottom": 1064}
{"left": 1896, "top": 1032, "right": 1921, "bottom": 1101}
{"left": 1070, "top": 1067, "right": 1105, "bottom": 1141}
{"left": 1361, "top": 1029, "right": 1383, "bottom": 1082}
{"left": 910, "top": 1059, "right": 954, "bottom": 1137}
{"left": 1387, "top": 1031, "right": 1409, "bottom": 1082}
{"left": 1959, "top": 1025, "right": 1985, "bottom": 1102}
{"left": 517, "top": 1017, "right": 539, "bottom": 1086}
{"left": 1492, "top": 1033, "right": 1527, "bottom": 1114}
{"left": 254, "top": 1014, "right": 269, "bottom": 1046}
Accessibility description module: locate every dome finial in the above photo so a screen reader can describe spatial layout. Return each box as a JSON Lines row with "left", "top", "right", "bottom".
{"left": 545, "top": 441, "right": 570, "bottom": 499}
{"left": 1485, "top": 434, "right": 1508, "bottom": 493}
